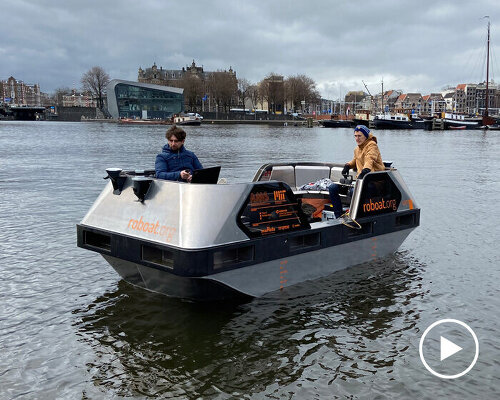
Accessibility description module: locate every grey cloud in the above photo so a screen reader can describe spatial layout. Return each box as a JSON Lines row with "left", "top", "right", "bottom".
{"left": 1, "top": 0, "right": 498, "bottom": 97}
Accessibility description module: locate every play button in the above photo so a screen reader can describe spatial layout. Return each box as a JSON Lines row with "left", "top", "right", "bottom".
{"left": 419, "top": 319, "right": 479, "bottom": 379}
{"left": 440, "top": 336, "right": 462, "bottom": 361}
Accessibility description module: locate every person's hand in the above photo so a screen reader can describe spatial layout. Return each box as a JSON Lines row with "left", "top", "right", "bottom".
{"left": 341, "top": 164, "right": 350, "bottom": 176}
{"left": 180, "top": 170, "right": 191, "bottom": 181}
{"left": 358, "top": 168, "right": 371, "bottom": 179}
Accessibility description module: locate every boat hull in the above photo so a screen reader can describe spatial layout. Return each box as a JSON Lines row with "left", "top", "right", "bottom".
{"left": 119, "top": 118, "right": 171, "bottom": 125}
{"left": 176, "top": 120, "right": 201, "bottom": 126}
{"left": 372, "top": 119, "right": 424, "bottom": 129}
{"left": 443, "top": 119, "right": 479, "bottom": 130}
{"left": 321, "top": 119, "right": 353, "bottom": 128}
{"left": 101, "top": 227, "right": 415, "bottom": 299}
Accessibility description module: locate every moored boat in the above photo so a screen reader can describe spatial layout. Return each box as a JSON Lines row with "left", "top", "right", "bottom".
{"left": 439, "top": 113, "right": 480, "bottom": 130}
{"left": 173, "top": 113, "right": 202, "bottom": 126}
{"left": 119, "top": 118, "right": 170, "bottom": 125}
{"left": 372, "top": 113, "right": 425, "bottom": 129}
{"left": 77, "top": 162, "right": 420, "bottom": 300}
{"left": 320, "top": 118, "right": 353, "bottom": 128}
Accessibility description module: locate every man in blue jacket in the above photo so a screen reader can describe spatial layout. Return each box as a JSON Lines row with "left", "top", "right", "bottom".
{"left": 155, "top": 125, "right": 203, "bottom": 182}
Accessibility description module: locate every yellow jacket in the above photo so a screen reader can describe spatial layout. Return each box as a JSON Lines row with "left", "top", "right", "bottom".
{"left": 347, "top": 134, "right": 385, "bottom": 177}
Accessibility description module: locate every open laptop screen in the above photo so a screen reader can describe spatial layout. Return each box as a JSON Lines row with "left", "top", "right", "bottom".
{"left": 191, "top": 166, "right": 221, "bottom": 184}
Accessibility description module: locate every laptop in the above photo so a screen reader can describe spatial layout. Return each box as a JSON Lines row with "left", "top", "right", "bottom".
{"left": 191, "top": 166, "right": 221, "bottom": 184}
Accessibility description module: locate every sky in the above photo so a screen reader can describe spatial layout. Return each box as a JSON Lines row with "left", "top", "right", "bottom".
{"left": 1, "top": 0, "right": 499, "bottom": 100}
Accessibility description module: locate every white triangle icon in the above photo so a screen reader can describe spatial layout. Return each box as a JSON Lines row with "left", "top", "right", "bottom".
{"left": 440, "top": 336, "right": 462, "bottom": 361}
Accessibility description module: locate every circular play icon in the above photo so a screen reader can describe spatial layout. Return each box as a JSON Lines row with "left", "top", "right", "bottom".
{"left": 419, "top": 319, "right": 479, "bottom": 379}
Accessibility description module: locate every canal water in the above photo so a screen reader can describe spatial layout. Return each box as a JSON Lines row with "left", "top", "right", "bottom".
{"left": 0, "top": 121, "right": 498, "bottom": 399}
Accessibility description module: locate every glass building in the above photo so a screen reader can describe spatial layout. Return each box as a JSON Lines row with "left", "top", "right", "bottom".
{"left": 107, "top": 79, "right": 184, "bottom": 119}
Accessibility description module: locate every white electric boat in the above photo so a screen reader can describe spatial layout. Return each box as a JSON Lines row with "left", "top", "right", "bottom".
{"left": 77, "top": 162, "right": 419, "bottom": 300}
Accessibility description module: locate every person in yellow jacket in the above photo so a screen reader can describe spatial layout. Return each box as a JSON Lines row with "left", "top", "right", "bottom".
{"left": 328, "top": 125, "right": 385, "bottom": 218}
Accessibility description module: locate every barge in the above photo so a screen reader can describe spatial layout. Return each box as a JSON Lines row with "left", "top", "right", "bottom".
{"left": 77, "top": 162, "right": 419, "bottom": 300}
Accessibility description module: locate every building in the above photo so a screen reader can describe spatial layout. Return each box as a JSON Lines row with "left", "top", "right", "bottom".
{"left": 138, "top": 60, "right": 211, "bottom": 85}
{"left": 373, "top": 90, "right": 401, "bottom": 112}
{"left": 421, "top": 93, "right": 445, "bottom": 115}
{"left": 393, "top": 93, "right": 423, "bottom": 114}
{"left": 464, "top": 84, "right": 477, "bottom": 114}
{"left": 475, "top": 81, "right": 498, "bottom": 115}
{"left": 343, "top": 91, "right": 368, "bottom": 113}
{"left": 62, "top": 89, "right": 97, "bottom": 107}
{"left": 0, "top": 76, "right": 41, "bottom": 106}
{"left": 454, "top": 84, "right": 467, "bottom": 113}
{"left": 106, "top": 79, "right": 184, "bottom": 119}
{"left": 260, "top": 74, "right": 285, "bottom": 113}
{"left": 138, "top": 60, "right": 236, "bottom": 112}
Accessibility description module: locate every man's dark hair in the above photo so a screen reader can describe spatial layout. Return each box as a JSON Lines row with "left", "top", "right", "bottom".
{"left": 165, "top": 125, "right": 186, "bottom": 141}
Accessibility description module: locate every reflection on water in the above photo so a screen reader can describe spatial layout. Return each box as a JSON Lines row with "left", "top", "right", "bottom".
{"left": 75, "top": 252, "right": 424, "bottom": 398}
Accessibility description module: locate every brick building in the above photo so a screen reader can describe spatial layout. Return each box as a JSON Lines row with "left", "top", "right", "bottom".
{"left": 62, "top": 90, "right": 97, "bottom": 107}
{"left": 0, "top": 76, "right": 41, "bottom": 106}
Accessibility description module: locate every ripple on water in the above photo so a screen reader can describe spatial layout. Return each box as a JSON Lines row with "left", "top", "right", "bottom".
{"left": 1, "top": 122, "right": 499, "bottom": 398}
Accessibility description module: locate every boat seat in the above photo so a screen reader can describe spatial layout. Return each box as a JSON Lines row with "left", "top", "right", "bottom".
{"left": 269, "top": 166, "right": 296, "bottom": 189}
{"left": 295, "top": 165, "right": 331, "bottom": 188}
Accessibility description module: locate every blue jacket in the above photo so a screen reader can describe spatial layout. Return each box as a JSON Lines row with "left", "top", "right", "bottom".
{"left": 155, "top": 144, "right": 203, "bottom": 181}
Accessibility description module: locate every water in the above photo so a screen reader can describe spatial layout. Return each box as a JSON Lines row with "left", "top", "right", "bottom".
{"left": 0, "top": 121, "right": 498, "bottom": 399}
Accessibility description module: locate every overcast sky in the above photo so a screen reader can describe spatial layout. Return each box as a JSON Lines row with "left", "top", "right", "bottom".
{"left": 1, "top": 0, "right": 499, "bottom": 99}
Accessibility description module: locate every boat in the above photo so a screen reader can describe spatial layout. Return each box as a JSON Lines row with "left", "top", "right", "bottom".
{"left": 77, "top": 162, "right": 420, "bottom": 300}
{"left": 372, "top": 113, "right": 426, "bottom": 129}
{"left": 320, "top": 118, "right": 353, "bottom": 128}
{"left": 173, "top": 113, "right": 202, "bottom": 126}
{"left": 352, "top": 111, "right": 372, "bottom": 127}
{"left": 439, "top": 113, "right": 480, "bottom": 130}
{"left": 119, "top": 118, "right": 170, "bottom": 125}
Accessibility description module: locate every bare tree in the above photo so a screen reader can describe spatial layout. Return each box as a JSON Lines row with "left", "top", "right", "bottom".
{"left": 180, "top": 73, "right": 203, "bottom": 111}
{"left": 285, "top": 74, "right": 320, "bottom": 112}
{"left": 207, "top": 70, "right": 237, "bottom": 112}
{"left": 81, "top": 66, "right": 110, "bottom": 109}
{"left": 247, "top": 84, "right": 261, "bottom": 111}
{"left": 237, "top": 78, "right": 251, "bottom": 109}
{"left": 51, "top": 87, "right": 72, "bottom": 106}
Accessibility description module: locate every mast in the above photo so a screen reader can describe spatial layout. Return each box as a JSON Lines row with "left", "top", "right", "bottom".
{"left": 485, "top": 20, "right": 490, "bottom": 117}
{"left": 381, "top": 78, "right": 384, "bottom": 114}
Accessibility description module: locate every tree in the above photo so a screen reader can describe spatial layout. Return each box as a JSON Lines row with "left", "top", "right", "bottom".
{"left": 284, "top": 74, "right": 320, "bottom": 112}
{"left": 51, "top": 87, "right": 71, "bottom": 106}
{"left": 247, "top": 84, "right": 261, "bottom": 111}
{"left": 81, "top": 66, "right": 110, "bottom": 109}
{"left": 258, "top": 73, "right": 285, "bottom": 113}
{"left": 180, "top": 73, "right": 204, "bottom": 111}
{"left": 207, "top": 70, "right": 238, "bottom": 112}
{"left": 237, "top": 78, "right": 251, "bottom": 108}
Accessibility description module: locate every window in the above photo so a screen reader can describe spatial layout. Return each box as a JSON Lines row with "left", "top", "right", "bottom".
{"left": 289, "top": 233, "right": 320, "bottom": 250}
{"left": 115, "top": 83, "right": 183, "bottom": 119}
{"left": 84, "top": 231, "right": 111, "bottom": 251}
{"left": 395, "top": 213, "right": 415, "bottom": 227}
{"left": 142, "top": 245, "right": 174, "bottom": 268}
{"left": 213, "top": 246, "right": 254, "bottom": 270}
{"left": 347, "top": 222, "right": 373, "bottom": 237}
